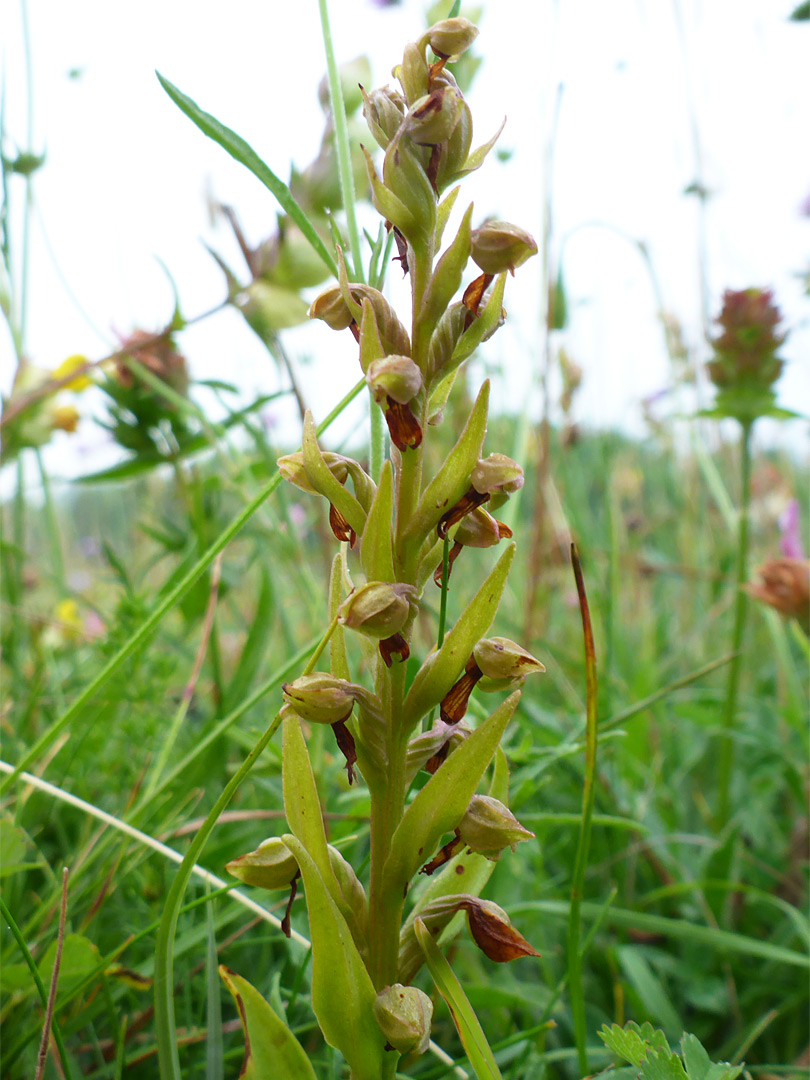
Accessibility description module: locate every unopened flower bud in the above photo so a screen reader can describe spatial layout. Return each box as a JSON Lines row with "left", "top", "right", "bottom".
{"left": 457, "top": 794, "right": 535, "bottom": 860}
{"left": 277, "top": 450, "right": 349, "bottom": 494}
{"left": 471, "top": 453, "right": 524, "bottom": 496}
{"left": 367, "top": 355, "right": 423, "bottom": 405}
{"left": 282, "top": 672, "right": 357, "bottom": 724}
{"left": 309, "top": 285, "right": 356, "bottom": 331}
{"left": 236, "top": 280, "right": 309, "bottom": 336}
{"left": 745, "top": 558, "right": 810, "bottom": 630}
{"left": 470, "top": 221, "right": 538, "bottom": 275}
{"left": 226, "top": 837, "right": 298, "bottom": 890}
{"left": 473, "top": 637, "right": 545, "bottom": 682}
{"left": 362, "top": 85, "right": 406, "bottom": 150}
{"left": 404, "top": 88, "right": 463, "bottom": 146}
{"left": 397, "top": 42, "right": 430, "bottom": 107}
{"left": 51, "top": 404, "right": 80, "bottom": 433}
{"left": 455, "top": 507, "right": 506, "bottom": 548}
{"left": 338, "top": 582, "right": 417, "bottom": 640}
{"left": 707, "top": 288, "right": 788, "bottom": 422}
{"left": 373, "top": 984, "right": 433, "bottom": 1055}
{"left": 424, "top": 17, "right": 479, "bottom": 61}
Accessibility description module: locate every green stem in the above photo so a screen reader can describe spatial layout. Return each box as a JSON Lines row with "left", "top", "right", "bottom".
{"left": 567, "top": 544, "right": 599, "bottom": 1076}
{"left": 369, "top": 390, "right": 385, "bottom": 482}
{"left": 716, "top": 419, "right": 754, "bottom": 828}
{"left": 316, "top": 0, "right": 364, "bottom": 284}
{"left": 36, "top": 448, "right": 66, "bottom": 592}
{"left": 0, "top": 376, "right": 366, "bottom": 797}
{"left": 0, "top": 893, "right": 75, "bottom": 1080}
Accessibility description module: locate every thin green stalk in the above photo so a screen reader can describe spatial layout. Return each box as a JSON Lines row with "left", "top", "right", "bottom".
{"left": 437, "top": 533, "right": 451, "bottom": 648}
{"left": 567, "top": 544, "right": 599, "bottom": 1075}
{"left": 154, "top": 712, "right": 284, "bottom": 1080}
{"left": 36, "top": 448, "right": 66, "bottom": 592}
{"left": 316, "top": 0, "right": 364, "bottom": 284}
{"left": 0, "top": 892, "right": 75, "bottom": 1080}
{"left": 0, "top": 376, "right": 366, "bottom": 797}
{"left": 716, "top": 419, "right": 753, "bottom": 828}
{"left": 369, "top": 392, "right": 385, "bottom": 482}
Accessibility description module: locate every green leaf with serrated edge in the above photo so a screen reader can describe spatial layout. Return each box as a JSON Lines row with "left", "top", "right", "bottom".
{"left": 361, "top": 461, "right": 396, "bottom": 582}
{"left": 402, "top": 543, "right": 515, "bottom": 730}
{"left": 282, "top": 715, "right": 356, "bottom": 931}
{"left": 282, "top": 835, "right": 385, "bottom": 1079}
{"left": 703, "top": 1066, "right": 743, "bottom": 1080}
{"left": 450, "top": 118, "right": 507, "bottom": 183}
{"left": 417, "top": 202, "right": 474, "bottom": 361}
{"left": 220, "top": 966, "right": 318, "bottom": 1080}
{"left": 599, "top": 1022, "right": 671, "bottom": 1066}
{"left": 385, "top": 691, "right": 520, "bottom": 893}
{"left": 361, "top": 145, "right": 417, "bottom": 238}
{"left": 405, "top": 380, "right": 490, "bottom": 545}
{"left": 436, "top": 185, "right": 461, "bottom": 248}
{"left": 157, "top": 75, "right": 337, "bottom": 279}
{"left": 415, "top": 919, "right": 503, "bottom": 1080}
{"left": 301, "top": 411, "right": 367, "bottom": 537}
{"left": 451, "top": 273, "right": 507, "bottom": 366}
{"left": 641, "top": 1048, "right": 689, "bottom": 1080}
{"left": 680, "top": 1034, "right": 712, "bottom": 1080}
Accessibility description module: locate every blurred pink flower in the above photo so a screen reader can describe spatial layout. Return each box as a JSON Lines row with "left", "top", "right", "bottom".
{"left": 778, "top": 499, "right": 804, "bottom": 559}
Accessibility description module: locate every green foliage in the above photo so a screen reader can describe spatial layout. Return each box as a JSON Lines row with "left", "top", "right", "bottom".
{"left": 598, "top": 1022, "right": 743, "bottom": 1080}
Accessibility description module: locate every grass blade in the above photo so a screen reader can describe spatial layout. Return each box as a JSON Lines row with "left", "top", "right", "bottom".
{"left": 415, "top": 918, "right": 503, "bottom": 1080}
{"left": 205, "top": 899, "right": 224, "bottom": 1080}
{"left": 156, "top": 74, "right": 338, "bottom": 280}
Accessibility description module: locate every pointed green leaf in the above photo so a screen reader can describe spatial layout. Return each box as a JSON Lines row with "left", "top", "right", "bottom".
{"left": 415, "top": 918, "right": 503, "bottom": 1080}
{"left": 282, "top": 714, "right": 355, "bottom": 929}
{"left": 302, "top": 411, "right": 367, "bottom": 537}
{"left": 680, "top": 1034, "right": 713, "bottom": 1080}
{"left": 452, "top": 118, "right": 506, "bottom": 182}
{"left": 220, "top": 966, "right": 318, "bottom": 1080}
{"left": 282, "top": 835, "right": 385, "bottom": 1080}
{"left": 386, "top": 691, "right": 520, "bottom": 892}
{"left": 405, "top": 380, "right": 490, "bottom": 545}
{"left": 403, "top": 543, "right": 515, "bottom": 729}
{"left": 360, "top": 461, "right": 395, "bottom": 582}
{"left": 417, "top": 202, "right": 474, "bottom": 357}
{"left": 436, "top": 185, "right": 461, "bottom": 248}
{"left": 156, "top": 74, "right": 337, "bottom": 278}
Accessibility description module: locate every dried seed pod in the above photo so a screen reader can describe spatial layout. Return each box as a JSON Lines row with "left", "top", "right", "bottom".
{"left": 464, "top": 897, "right": 540, "bottom": 962}
{"left": 457, "top": 794, "right": 535, "bottom": 860}
{"left": 373, "top": 984, "right": 433, "bottom": 1055}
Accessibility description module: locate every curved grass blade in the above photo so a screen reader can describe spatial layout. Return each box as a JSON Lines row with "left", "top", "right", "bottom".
{"left": 568, "top": 542, "right": 598, "bottom": 1076}
{"left": 415, "top": 918, "right": 503, "bottom": 1080}
{"left": 0, "top": 376, "right": 366, "bottom": 797}
{"left": 154, "top": 713, "right": 284, "bottom": 1080}
{"left": 156, "top": 74, "right": 338, "bottom": 280}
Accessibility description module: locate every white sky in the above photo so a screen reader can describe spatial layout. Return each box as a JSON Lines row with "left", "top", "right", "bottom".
{"left": 1, "top": 0, "right": 808, "bottom": 489}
